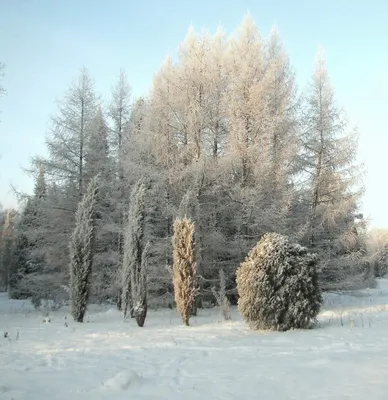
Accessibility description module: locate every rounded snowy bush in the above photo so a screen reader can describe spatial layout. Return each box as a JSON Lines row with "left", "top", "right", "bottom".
{"left": 236, "top": 232, "right": 322, "bottom": 331}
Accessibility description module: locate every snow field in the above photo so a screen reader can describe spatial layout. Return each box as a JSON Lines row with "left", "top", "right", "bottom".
{"left": 1, "top": 281, "right": 388, "bottom": 399}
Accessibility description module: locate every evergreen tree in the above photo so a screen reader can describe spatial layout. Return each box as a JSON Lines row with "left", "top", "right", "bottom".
{"left": 69, "top": 175, "right": 99, "bottom": 322}
{"left": 121, "top": 179, "right": 148, "bottom": 324}
{"left": 172, "top": 217, "right": 196, "bottom": 326}
{"left": 236, "top": 233, "right": 322, "bottom": 331}
{"left": 8, "top": 203, "right": 33, "bottom": 298}
{"left": 0, "top": 210, "right": 16, "bottom": 291}
{"left": 83, "top": 107, "right": 117, "bottom": 302}
{"left": 131, "top": 241, "right": 149, "bottom": 327}
{"left": 8, "top": 168, "right": 49, "bottom": 301}
{"left": 34, "top": 165, "right": 47, "bottom": 199}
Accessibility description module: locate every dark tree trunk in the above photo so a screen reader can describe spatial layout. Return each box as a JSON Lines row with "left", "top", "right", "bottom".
{"left": 134, "top": 301, "right": 147, "bottom": 327}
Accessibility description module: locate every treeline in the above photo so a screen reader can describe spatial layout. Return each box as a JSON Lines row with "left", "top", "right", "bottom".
{"left": 0, "top": 15, "right": 372, "bottom": 308}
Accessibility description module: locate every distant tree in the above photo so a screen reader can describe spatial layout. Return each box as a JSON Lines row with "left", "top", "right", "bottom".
{"left": 211, "top": 269, "right": 231, "bottom": 320}
{"left": 69, "top": 175, "right": 99, "bottom": 322}
{"left": 8, "top": 198, "right": 39, "bottom": 299}
{"left": 84, "top": 107, "right": 117, "bottom": 302}
{"left": 34, "top": 165, "right": 47, "bottom": 199}
{"left": 109, "top": 69, "right": 131, "bottom": 159}
{"left": 108, "top": 70, "right": 132, "bottom": 309}
{"left": 236, "top": 232, "right": 322, "bottom": 331}
{"left": 172, "top": 217, "right": 196, "bottom": 326}
{"left": 0, "top": 210, "right": 16, "bottom": 291}
{"left": 8, "top": 232, "right": 29, "bottom": 298}
{"left": 84, "top": 107, "right": 110, "bottom": 184}
{"left": 8, "top": 168, "right": 50, "bottom": 302}
{"left": 0, "top": 62, "right": 5, "bottom": 105}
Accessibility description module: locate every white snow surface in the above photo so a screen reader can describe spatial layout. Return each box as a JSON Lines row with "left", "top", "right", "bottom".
{"left": 2, "top": 281, "right": 388, "bottom": 399}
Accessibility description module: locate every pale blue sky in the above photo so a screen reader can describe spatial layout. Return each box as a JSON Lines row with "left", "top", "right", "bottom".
{"left": 0, "top": 0, "right": 387, "bottom": 227}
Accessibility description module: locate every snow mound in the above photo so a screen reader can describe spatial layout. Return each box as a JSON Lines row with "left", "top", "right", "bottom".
{"left": 101, "top": 370, "right": 144, "bottom": 390}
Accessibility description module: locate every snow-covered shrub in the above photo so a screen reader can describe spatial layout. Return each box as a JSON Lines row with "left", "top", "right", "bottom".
{"left": 172, "top": 217, "right": 196, "bottom": 326}
{"left": 236, "top": 232, "right": 322, "bottom": 331}
{"left": 69, "top": 176, "right": 99, "bottom": 323}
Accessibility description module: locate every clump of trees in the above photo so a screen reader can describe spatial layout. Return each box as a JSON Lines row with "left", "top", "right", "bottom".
{"left": 236, "top": 233, "right": 322, "bottom": 331}
{"left": 3, "top": 14, "right": 371, "bottom": 316}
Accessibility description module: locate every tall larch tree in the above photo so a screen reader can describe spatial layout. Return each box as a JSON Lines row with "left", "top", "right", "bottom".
{"left": 300, "top": 50, "right": 364, "bottom": 286}
{"left": 261, "top": 26, "right": 299, "bottom": 235}
{"left": 108, "top": 70, "right": 132, "bottom": 308}
{"left": 27, "top": 68, "right": 99, "bottom": 300}
{"left": 35, "top": 67, "right": 98, "bottom": 201}
{"left": 223, "top": 15, "right": 275, "bottom": 261}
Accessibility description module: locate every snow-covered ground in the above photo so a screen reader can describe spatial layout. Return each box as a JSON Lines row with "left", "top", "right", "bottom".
{"left": 2, "top": 282, "right": 388, "bottom": 400}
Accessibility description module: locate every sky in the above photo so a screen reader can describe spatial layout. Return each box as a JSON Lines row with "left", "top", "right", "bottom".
{"left": 0, "top": 0, "right": 387, "bottom": 227}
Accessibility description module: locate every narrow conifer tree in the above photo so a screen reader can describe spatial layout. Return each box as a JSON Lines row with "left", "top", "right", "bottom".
{"left": 121, "top": 179, "right": 149, "bottom": 326}
{"left": 131, "top": 241, "right": 149, "bottom": 327}
{"left": 69, "top": 175, "right": 99, "bottom": 322}
{"left": 172, "top": 217, "right": 196, "bottom": 326}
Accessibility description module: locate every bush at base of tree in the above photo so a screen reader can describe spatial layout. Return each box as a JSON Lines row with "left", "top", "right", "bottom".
{"left": 236, "top": 232, "right": 322, "bottom": 331}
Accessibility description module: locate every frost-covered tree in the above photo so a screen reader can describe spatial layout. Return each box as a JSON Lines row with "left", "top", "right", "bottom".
{"left": 34, "top": 67, "right": 98, "bottom": 200}
{"left": 83, "top": 107, "right": 118, "bottom": 302}
{"left": 236, "top": 232, "right": 322, "bottom": 331}
{"left": 299, "top": 50, "right": 364, "bottom": 285}
{"left": 131, "top": 241, "right": 149, "bottom": 327}
{"left": 211, "top": 269, "right": 231, "bottom": 320}
{"left": 69, "top": 175, "right": 99, "bottom": 322}
{"left": 0, "top": 210, "right": 16, "bottom": 291}
{"left": 121, "top": 179, "right": 148, "bottom": 324}
{"left": 108, "top": 70, "right": 132, "bottom": 308}
{"left": 8, "top": 170, "right": 49, "bottom": 300}
{"left": 8, "top": 168, "right": 62, "bottom": 304}
{"left": 172, "top": 217, "right": 196, "bottom": 325}
{"left": 25, "top": 69, "right": 100, "bottom": 303}
{"left": 109, "top": 69, "right": 131, "bottom": 159}
{"left": 84, "top": 107, "right": 110, "bottom": 184}
{"left": 34, "top": 166, "right": 47, "bottom": 199}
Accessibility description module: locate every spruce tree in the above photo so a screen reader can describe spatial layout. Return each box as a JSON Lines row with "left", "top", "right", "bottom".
{"left": 69, "top": 175, "right": 99, "bottom": 322}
